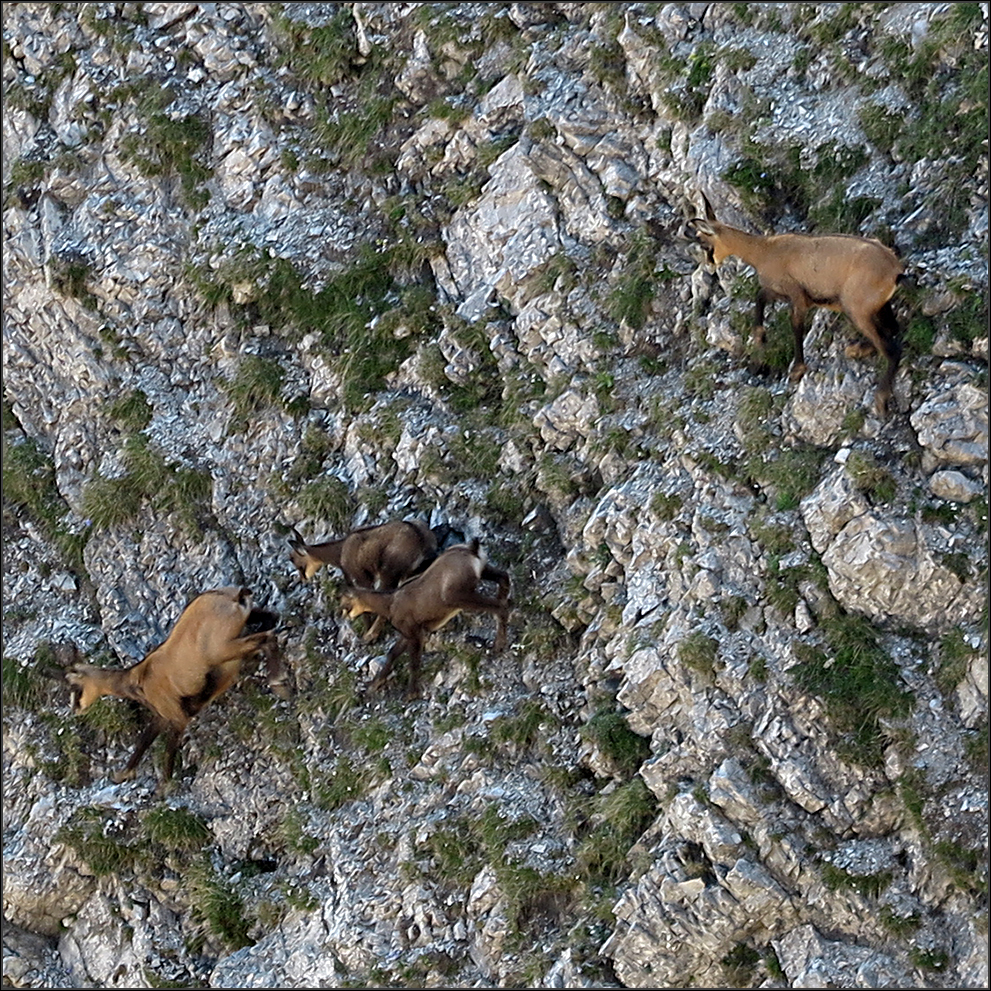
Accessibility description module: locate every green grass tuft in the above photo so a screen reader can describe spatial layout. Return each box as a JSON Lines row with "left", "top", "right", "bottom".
{"left": 221, "top": 355, "right": 286, "bottom": 429}
{"left": 792, "top": 613, "right": 913, "bottom": 766}
{"left": 187, "top": 858, "right": 253, "bottom": 952}
{"left": 143, "top": 806, "right": 212, "bottom": 852}
{"left": 574, "top": 778, "right": 657, "bottom": 883}
{"left": 581, "top": 709, "right": 650, "bottom": 778}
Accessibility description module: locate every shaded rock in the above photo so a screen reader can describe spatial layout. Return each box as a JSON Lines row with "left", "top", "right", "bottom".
{"left": 774, "top": 924, "right": 912, "bottom": 988}
{"left": 911, "top": 381, "right": 988, "bottom": 469}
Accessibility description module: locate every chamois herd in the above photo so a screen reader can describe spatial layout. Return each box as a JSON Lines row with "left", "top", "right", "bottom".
{"left": 65, "top": 522, "right": 512, "bottom": 789}
{"left": 63, "top": 194, "right": 911, "bottom": 790}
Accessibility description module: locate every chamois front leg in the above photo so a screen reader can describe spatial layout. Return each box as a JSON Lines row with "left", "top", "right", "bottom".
{"left": 362, "top": 614, "right": 387, "bottom": 643}
{"left": 258, "top": 635, "right": 290, "bottom": 699}
{"left": 787, "top": 298, "right": 810, "bottom": 382}
{"left": 113, "top": 717, "right": 166, "bottom": 784}
{"left": 753, "top": 288, "right": 772, "bottom": 347}
{"left": 369, "top": 635, "right": 410, "bottom": 693}
{"left": 869, "top": 301, "right": 902, "bottom": 416}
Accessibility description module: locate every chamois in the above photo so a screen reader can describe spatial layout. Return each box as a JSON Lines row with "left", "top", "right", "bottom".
{"left": 689, "top": 192, "right": 905, "bottom": 415}
{"left": 340, "top": 539, "right": 511, "bottom": 696}
{"left": 64, "top": 587, "right": 282, "bottom": 789}
{"left": 288, "top": 520, "right": 441, "bottom": 641}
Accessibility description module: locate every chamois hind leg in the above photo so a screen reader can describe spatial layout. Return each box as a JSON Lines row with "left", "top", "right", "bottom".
{"left": 462, "top": 593, "right": 512, "bottom": 652}
{"left": 405, "top": 637, "right": 425, "bottom": 700}
{"left": 481, "top": 564, "right": 511, "bottom": 601}
{"left": 870, "top": 302, "right": 902, "bottom": 416}
{"left": 113, "top": 717, "right": 166, "bottom": 783}
{"left": 159, "top": 725, "right": 186, "bottom": 792}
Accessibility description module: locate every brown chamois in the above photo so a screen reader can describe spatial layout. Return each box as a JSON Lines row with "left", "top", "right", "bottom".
{"left": 288, "top": 519, "right": 442, "bottom": 641}
{"left": 688, "top": 192, "right": 905, "bottom": 415}
{"left": 64, "top": 587, "right": 282, "bottom": 789}
{"left": 340, "top": 539, "right": 511, "bottom": 696}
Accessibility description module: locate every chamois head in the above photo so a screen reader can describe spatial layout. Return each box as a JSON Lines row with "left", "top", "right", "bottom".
{"left": 686, "top": 192, "right": 732, "bottom": 265}
{"left": 339, "top": 591, "right": 369, "bottom": 622}
{"left": 64, "top": 647, "right": 108, "bottom": 713}
{"left": 66, "top": 666, "right": 101, "bottom": 712}
{"left": 288, "top": 527, "right": 322, "bottom": 580}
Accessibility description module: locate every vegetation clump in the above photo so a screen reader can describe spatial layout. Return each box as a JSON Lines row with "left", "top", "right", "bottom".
{"left": 80, "top": 434, "right": 212, "bottom": 535}
{"left": 581, "top": 708, "right": 650, "bottom": 778}
{"left": 792, "top": 613, "right": 913, "bottom": 766}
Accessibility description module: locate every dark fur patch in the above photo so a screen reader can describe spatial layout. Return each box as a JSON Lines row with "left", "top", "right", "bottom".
{"left": 808, "top": 293, "right": 839, "bottom": 307}
{"left": 180, "top": 669, "right": 220, "bottom": 717}
{"left": 245, "top": 607, "right": 279, "bottom": 634}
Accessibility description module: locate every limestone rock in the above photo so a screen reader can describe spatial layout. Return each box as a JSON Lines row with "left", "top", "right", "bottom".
{"left": 774, "top": 924, "right": 912, "bottom": 988}
{"left": 929, "top": 468, "right": 984, "bottom": 503}
{"left": 821, "top": 511, "right": 979, "bottom": 630}
{"left": 800, "top": 466, "right": 871, "bottom": 555}
{"left": 911, "top": 380, "right": 988, "bottom": 469}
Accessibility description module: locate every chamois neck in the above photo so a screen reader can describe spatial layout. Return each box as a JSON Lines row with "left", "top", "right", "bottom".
{"left": 719, "top": 225, "right": 767, "bottom": 267}
{"left": 96, "top": 663, "right": 147, "bottom": 703}
{"left": 352, "top": 588, "right": 395, "bottom": 618}
{"left": 311, "top": 538, "right": 345, "bottom": 566}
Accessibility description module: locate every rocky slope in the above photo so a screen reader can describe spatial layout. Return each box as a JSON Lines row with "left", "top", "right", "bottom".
{"left": 2, "top": 3, "right": 987, "bottom": 988}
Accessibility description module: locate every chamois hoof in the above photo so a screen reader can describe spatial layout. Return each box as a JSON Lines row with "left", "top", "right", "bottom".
{"left": 112, "top": 769, "right": 136, "bottom": 784}
{"left": 845, "top": 340, "right": 876, "bottom": 359}
{"left": 788, "top": 362, "right": 808, "bottom": 383}
{"left": 155, "top": 778, "right": 178, "bottom": 799}
{"left": 268, "top": 677, "right": 291, "bottom": 701}
{"left": 873, "top": 392, "right": 892, "bottom": 418}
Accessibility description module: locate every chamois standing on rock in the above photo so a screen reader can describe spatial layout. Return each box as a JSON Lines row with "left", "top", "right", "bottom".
{"left": 289, "top": 520, "right": 442, "bottom": 641}
{"left": 340, "top": 539, "right": 511, "bottom": 697}
{"left": 688, "top": 192, "right": 905, "bottom": 415}
{"left": 64, "top": 587, "right": 282, "bottom": 790}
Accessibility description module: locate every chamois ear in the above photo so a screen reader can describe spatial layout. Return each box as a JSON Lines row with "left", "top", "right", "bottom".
{"left": 288, "top": 527, "right": 305, "bottom": 548}
{"left": 701, "top": 191, "right": 717, "bottom": 222}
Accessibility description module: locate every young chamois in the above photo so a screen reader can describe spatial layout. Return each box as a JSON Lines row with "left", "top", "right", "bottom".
{"left": 689, "top": 192, "right": 905, "bottom": 415}
{"left": 340, "top": 539, "right": 511, "bottom": 696}
{"left": 64, "top": 587, "right": 282, "bottom": 790}
{"left": 288, "top": 520, "right": 441, "bottom": 641}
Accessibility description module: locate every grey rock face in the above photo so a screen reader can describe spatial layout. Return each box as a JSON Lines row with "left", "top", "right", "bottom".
{"left": 2, "top": 3, "right": 986, "bottom": 990}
